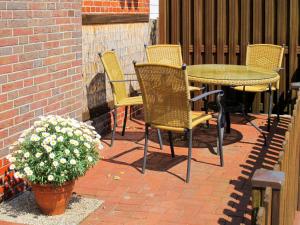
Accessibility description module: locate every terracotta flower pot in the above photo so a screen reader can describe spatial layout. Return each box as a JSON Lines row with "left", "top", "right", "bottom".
{"left": 31, "top": 180, "right": 75, "bottom": 215}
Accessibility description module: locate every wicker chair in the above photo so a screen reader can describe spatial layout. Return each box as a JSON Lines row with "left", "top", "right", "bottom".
{"left": 98, "top": 50, "right": 163, "bottom": 148}
{"left": 233, "top": 44, "right": 284, "bottom": 131}
{"left": 134, "top": 63, "right": 224, "bottom": 183}
{"left": 145, "top": 44, "right": 201, "bottom": 92}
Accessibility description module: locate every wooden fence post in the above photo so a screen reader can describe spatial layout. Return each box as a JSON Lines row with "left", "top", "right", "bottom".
{"left": 251, "top": 169, "right": 285, "bottom": 225}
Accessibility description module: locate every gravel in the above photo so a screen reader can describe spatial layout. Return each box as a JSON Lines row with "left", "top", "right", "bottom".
{"left": 0, "top": 191, "right": 103, "bottom": 225}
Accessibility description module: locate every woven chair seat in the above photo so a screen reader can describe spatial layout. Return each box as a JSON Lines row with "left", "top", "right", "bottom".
{"left": 151, "top": 111, "right": 212, "bottom": 132}
{"left": 233, "top": 84, "right": 276, "bottom": 93}
{"left": 116, "top": 96, "right": 143, "bottom": 107}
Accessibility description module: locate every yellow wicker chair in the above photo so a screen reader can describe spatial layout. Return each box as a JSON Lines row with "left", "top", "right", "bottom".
{"left": 134, "top": 62, "right": 224, "bottom": 183}
{"left": 98, "top": 50, "right": 163, "bottom": 148}
{"left": 233, "top": 44, "right": 284, "bottom": 131}
{"left": 145, "top": 44, "right": 201, "bottom": 92}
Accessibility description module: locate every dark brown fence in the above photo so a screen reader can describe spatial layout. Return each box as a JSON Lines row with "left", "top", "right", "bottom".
{"left": 158, "top": 0, "right": 300, "bottom": 113}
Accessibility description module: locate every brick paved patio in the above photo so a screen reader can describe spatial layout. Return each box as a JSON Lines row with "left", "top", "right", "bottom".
{"left": 0, "top": 114, "right": 291, "bottom": 225}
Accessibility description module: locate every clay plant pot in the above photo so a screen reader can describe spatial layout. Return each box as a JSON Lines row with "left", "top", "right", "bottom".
{"left": 31, "top": 180, "right": 75, "bottom": 215}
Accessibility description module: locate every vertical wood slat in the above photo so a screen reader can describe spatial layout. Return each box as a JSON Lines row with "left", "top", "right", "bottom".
{"left": 277, "top": 0, "right": 287, "bottom": 101}
{"left": 216, "top": 0, "right": 225, "bottom": 64}
{"left": 228, "top": 0, "right": 237, "bottom": 64}
{"left": 289, "top": 0, "right": 298, "bottom": 85}
{"left": 192, "top": 0, "right": 203, "bottom": 110}
{"left": 240, "top": 0, "right": 250, "bottom": 65}
{"left": 264, "top": 0, "right": 275, "bottom": 113}
{"left": 204, "top": 0, "right": 213, "bottom": 64}
{"left": 182, "top": 0, "right": 191, "bottom": 64}
{"left": 193, "top": 0, "right": 203, "bottom": 65}
{"left": 252, "top": 0, "right": 263, "bottom": 113}
{"left": 159, "top": 0, "right": 168, "bottom": 44}
{"left": 170, "top": 0, "right": 180, "bottom": 44}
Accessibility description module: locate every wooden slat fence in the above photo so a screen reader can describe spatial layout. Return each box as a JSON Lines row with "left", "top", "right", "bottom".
{"left": 159, "top": 0, "right": 300, "bottom": 113}
{"left": 251, "top": 90, "right": 300, "bottom": 225}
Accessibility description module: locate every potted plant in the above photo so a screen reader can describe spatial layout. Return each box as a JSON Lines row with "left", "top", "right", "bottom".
{"left": 7, "top": 115, "right": 102, "bottom": 215}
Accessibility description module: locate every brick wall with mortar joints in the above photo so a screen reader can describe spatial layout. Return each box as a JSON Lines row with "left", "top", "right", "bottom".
{"left": 82, "top": 0, "right": 150, "bottom": 14}
{"left": 0, "top": 0, "right": 83, "bottom": 192}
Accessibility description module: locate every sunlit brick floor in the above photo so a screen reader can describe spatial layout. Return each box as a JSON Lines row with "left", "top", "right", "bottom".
{"left": 1, "top": 113, "right": 291, "bottom": 225}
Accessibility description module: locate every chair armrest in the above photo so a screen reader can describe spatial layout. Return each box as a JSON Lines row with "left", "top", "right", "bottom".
{"left": 110, "top": 79, "right": 138, "bottom": 83}
{"left": 190, "top": 90, "right": 224, "bottom": 102}
{"left": 274, "top": 67, "right": 284, "bottom": 72}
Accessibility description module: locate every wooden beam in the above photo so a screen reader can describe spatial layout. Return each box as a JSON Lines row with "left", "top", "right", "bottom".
{"left": 82, "top": 14, "right": 149, "bottom": 25}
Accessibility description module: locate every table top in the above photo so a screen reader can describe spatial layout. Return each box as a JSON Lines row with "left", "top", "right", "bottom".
{"left": 187, "top": 64, "right": 280, "bottom": 86}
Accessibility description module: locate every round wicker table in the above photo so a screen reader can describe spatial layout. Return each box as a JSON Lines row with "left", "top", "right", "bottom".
{"left": 187, "top": 64, "right": 280, "bottom": 146}
{"left": 187, "top": 64, "right": 279, "bottom": 86}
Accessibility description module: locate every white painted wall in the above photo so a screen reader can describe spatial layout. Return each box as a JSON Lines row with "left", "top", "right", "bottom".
{"left": 150, "top": 0, "right": 159, "bottom": 19}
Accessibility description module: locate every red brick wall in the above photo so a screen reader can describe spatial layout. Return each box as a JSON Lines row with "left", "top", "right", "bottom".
{"left": 0, "top": 0, "right": 83, "bottom": 192}
{"left": 82, "top": 0, "right": 149, "bottom": 14}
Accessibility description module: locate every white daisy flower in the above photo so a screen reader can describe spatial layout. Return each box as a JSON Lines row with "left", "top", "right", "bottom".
{"left": 35, "top": 152, "right": 42, "bottom": 158}
{"left": 67, "top": 132, "right": 73, "bottom": 137}
{"left": 9, "top": 164, "right": 15, "bottom": 170}
{"left": 74, "top": 130, "right": 83, "bottom": 136}
{"left": 40, "top": 162, "right": 45, "bottom": 166}
{"left": 49, "top": 153, "right": 55, "bottom": 159}
{"left": 30, "top": 134, "right": 40, "bottom": 142}
{"left": 24, "top": 166, "right": 31, "bottom": 173}
{"left": 8, "top": 156, "right": 16, "bottom": 163}
{"left": 24, "top": 152, "right": 30, "bottom": 158}
{"left": 84, "top": 143, "right": 91, "bottom": 149}
{"left": 64, "top": 149, "right": 70, "bottom": 155}
{"left": 70, "top": 159, "right": 76, "bottom": 165}
{"left": 60, "top": 158, "right": 66, "bottom": 164}
{"left": 42, "top": 132, "right": 50, "bottom": 137}
{"left": 53, "top": 161, "right": 59, "bottom": 167}
{"left": 26, "top": 170, "right": 33, "bottom": 176}
{"left": 50, "top": 140, "right": 57, "bottom": 146}
{"left": 48, "top": 175, "right": 54, "bottom": 181}
{"left": 70, "top": 139, "right": 79, "bottom": 146}
{"left": 14, "top": 171, "right": 20, "bottom": 179}
{"left": 74, "top": 149, "right": 79, "bottom": 154}
{"left": 34, "top": 121, "right": 42, "bottom": 127}
{"left": 87, "top": 156, "right": 93, "bottom": 162}
{"left": 55, "top": 126, "right": 61, "bottom": 132}
{"left": 57, "top": 136, "right": 64, "bottom": 142}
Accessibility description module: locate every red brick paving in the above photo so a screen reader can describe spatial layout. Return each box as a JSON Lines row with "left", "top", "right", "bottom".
{"left": 0, "top": 114, "right": 291, "bottom": 225}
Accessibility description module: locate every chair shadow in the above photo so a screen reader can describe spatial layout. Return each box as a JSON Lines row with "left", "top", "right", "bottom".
{"left": 217, "top": 117, "right": 289, "bottom": 224}
{"left": 102, "top": 147, "right": 188, "bottom": 181}
{"left": 148, "top": 124, "right": 243, "bottom": 149}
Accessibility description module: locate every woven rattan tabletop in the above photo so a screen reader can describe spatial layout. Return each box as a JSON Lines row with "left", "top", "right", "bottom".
{"left": 187, "top": 64, "right": 279, "bottom": 86}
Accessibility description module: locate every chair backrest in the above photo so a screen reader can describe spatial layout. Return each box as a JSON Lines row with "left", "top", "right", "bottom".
{"left": 99, "top": 51, "right": 127, "bottom": 105}
{"left": 145, "top": 44, "right": 183, "bottom": 67}
{"left": 246, "top": 44, "right": 284, "bottom": 71}
{"left": 134, "top": 63, "right": 191, "bottom": 129}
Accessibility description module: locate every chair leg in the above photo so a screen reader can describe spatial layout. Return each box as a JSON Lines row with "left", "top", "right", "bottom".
{"left": 168, "top": 131, "right": 175, "bottom": 158}
{"left": 186, "top": 129, "right": 192, "bottom": 183}
{"left": 217, "top": 120, "right": 224, "bottom": 167}
{"left": 267, "top": 88, "right": 273, "bottom": 132}
{"left": 157, "top": 129, "right": 163, "bottom": 150}
{"left": 276, "top": 89, "right": 280, "bottom": 121}
{"left": 111, "top": 108, "right": 117, "bottom": 147}
{"left": 121, "top": 106, "right": 128, "bottom": 136}
{"left": 142, "top": 124, "right": 149, "bottom": 174}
